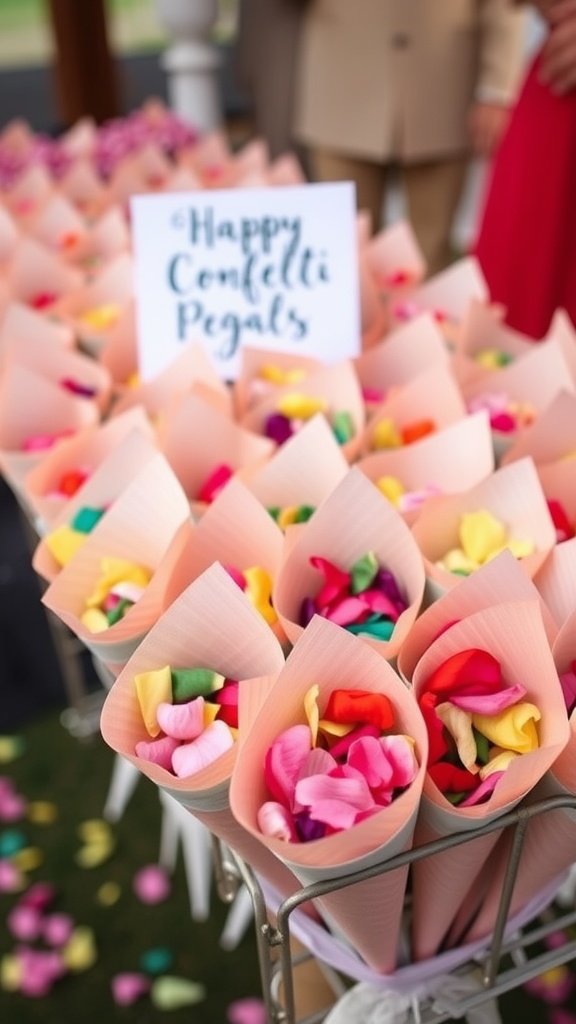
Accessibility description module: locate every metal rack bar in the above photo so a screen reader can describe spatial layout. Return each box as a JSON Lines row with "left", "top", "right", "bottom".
{"left": 215, "top": 793, "right": 576, "bottom": 1024}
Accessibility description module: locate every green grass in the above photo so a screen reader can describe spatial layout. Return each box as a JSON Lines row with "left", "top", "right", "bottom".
{"left": 0, "top": 711, "right": 262, "bottom": 1023}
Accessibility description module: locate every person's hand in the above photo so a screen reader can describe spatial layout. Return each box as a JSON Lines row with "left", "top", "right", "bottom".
{"left": 467, "top": 102, "right": 510, "bottom": 157}
{"left": 540, "top": 0, "right": 576, "bottom": 94}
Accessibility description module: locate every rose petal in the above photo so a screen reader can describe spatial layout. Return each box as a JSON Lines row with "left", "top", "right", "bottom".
{"left": 450, "top": 682, "right": 527, "bottom": 714}
{"left": 156, "top": 698, "right": 205, "bottom": 741}
{"left": 171, "top": 720, "right": 234, "bottom": 778}
{"left": 257, "top": 801, "right": 297, "bottom": 841}
{"left": 264, "top": 724, "right": 312, "bottom": 807}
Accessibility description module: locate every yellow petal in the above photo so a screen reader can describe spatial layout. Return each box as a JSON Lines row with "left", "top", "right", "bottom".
{"left": 44, "top": 525, "right": 87, "bottom": 567}
{"left": 134, "top": 665, "right": 173, "bottom": 737}
{"left": 459, "top": 509, "right": 507, "bottom": 564}
{"left": 276, "top": 393, "right": 327, "bottom": 420}
{"left": 376, "top": 475, "right": 405, "bottom": 506}
{"left": 304, "top": 684, "right": 320, "bottom": 746}
{"left": 472, "top": 702, "right": 541, "bottom": 754}
{"left": 436, "top": 702, "right": 479, "bottom": 773}
{"left": 372, "top": 418, "right": 402, "bottom": 450}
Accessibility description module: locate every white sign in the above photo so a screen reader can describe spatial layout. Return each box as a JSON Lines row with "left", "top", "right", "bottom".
{"left": 130, "top": 182, "right": 360, "bottom": 381}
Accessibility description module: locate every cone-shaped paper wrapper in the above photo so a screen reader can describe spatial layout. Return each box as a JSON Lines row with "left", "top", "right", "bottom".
{"left": 159, "top": 477, "right": 285, "bottom": 637}
{"left": 410, "top": 600, "right": 570, "bottom": 960}
{"left": 99, "top": 561, "right": 300, "bottom": 900}
{"left": 0, "top": 205, "right": 19, "bottom": 264}
{"left": 463, "top": 335, "right": 574, "bottom": 411}
{"left": 359, "top": 249, "right": 390, "bottom": 350}
{"left": 0, "top": 364, "right": 99, "bottom": 515}
{"left": 454, "top": 604, "right": 576, "bottom": 946}
{"left": 411, "top": 457, "right": 557, "bottom": 598}
{"left": 41, "top": 453, "right": 191, "bottom": 667}
{"left": 59, "top": 158, "right": 108, "bottom": 218}
{"left": 33, "top": 429, "right": 160, "bottom": 582}
{"left": 501, "top": 390, "right": 576, "bottom": 467}
{"left": 267, "top": 153, "right": 306, "bottom": 187}
{"left": 97, "top": 302, "right": 138, "bottom": 392}
{"left": 6, "top": 164, "right": 53, "bottom": 222}
{"left": 3, "top": 332, "right": 112, "bottom": 415}
{"left": 273, "top": 467, "right": 425, "bottom": 659}
{"left": 243, "top": 414, "right": 349, "bottom": 515}
{"left": 89, "top": 206, "right": 130, "bottom": 261}
{"left": 398, "top": 550, "right": 558, "bottom": 687}
{"left": 358, "top": 412, "right": 494, "bottom": 525}
{"left": 7, "top": 238, "right": 83, "bottom": 306}
{"left": 396, "top": 257, "right": 488, "bottom": 329}
{"left": 30, "top": 194, "right": 89, "bottom": 259}
{"left": 359, "top": 362, "right": 466, "bottom": 457}
{"left": 55, "top": 253, "right": 133, "bottom": 353}
{"left": 364, "top": 219, "right": 426, "bottom": 291}
{"left": 241, "top": 361, "right": 365, "bottom": 463}
{"left": 534, "top": 536, "right": 576, "bottom": 630}
{"left": 233, "top": 345, "right": 322, "bottom": 419}
{"left": 230, "top": 615, "right": 428, "bottom": 973}
{"left": 544, "top": 308, "right": 576, "bottom": 386}
{"left": 112, "top": 341, "right": 232, "bottom": 420}
{"left": 158, "top": 393, "right": 273, "bottom": 510}
{"left": 22, "top": 407, "right": 155, "bottom": 528}
{"left": 60, "top": 117, "right": 97, "bottom": 159}
{"left": 456, "top": 299, "right": 534, "bottom": 363}
{"left": 354, "top": 314, "right": 450, "bottom": 408}
{"left": 0, "top": 301, "right": 74, "bottom": 359}
{"left": 537, "top": 459, "right": 576, "bottom": 545}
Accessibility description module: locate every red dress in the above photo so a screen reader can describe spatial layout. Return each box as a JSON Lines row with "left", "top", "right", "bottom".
{"left": 474, "top": 52, "right": 576, "bottom": 339}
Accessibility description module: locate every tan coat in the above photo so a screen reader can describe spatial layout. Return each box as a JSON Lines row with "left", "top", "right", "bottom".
{"left": 294, "top": 0, "right": 527, "bottom": 162}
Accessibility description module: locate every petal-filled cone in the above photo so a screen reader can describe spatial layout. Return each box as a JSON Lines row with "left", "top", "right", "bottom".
{"left": 22, "top": 407, "right": 155, "bottom": 528}
{"left": 41, "top": 453, "right": 191, "bottom": 667}
{"left": 409, "top": 600, "right": 570, "bottom": 961}
{"left": 233, "top": 345, "right": 322, "bottom": 419}
{"left": 100, "top": 562, "right": 300, "bottom": 903}
{"left": 500, "top": 390, "right": 576, "bottom": 468}
{"left": 354, "top": 313, "right": 450, "bottom": 412}
{"left": 364, "top": 219, "right": 426, "bottom": 292}
{"left": 230, "top": 615, "right": 428, "bottom": 973}
{"left": 411, "top": 457, "right": 557, "bottom": 598}
{"left": 273, "top": 466, "right": 425, "bottom": 659}
{"left": 534, "top": 535, "right": 576, "bottom": 631}
{"left": 32, "top": 429, "right": 159, "bottom": 583}
{"left": 452, "top": 612, "right": 576, "bottom": 948}
{"left": 357, "top": 411, "right": 494, "bottom": 525}
{"left": 359, "top": 362, "right": 466, "bottom": 457}
{"left": 391, "top": 256, "right": 488, "bottom": 338}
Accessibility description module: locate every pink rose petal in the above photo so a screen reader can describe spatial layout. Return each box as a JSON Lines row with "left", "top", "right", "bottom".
{"left": 135, "top": 734, "right": 180, "bottom": 770}
{"left": 112, "top": 972, "right": 151, "bottom": 1006}
{"left": 379, "top": 735, "right": 419, "bottom": 789}
{"left": 156, "top": 697, "right": 205, "bottom": 740}
{"left": 264, "top": 724, "right": 312, "bottom": 807}
{"left": 450, "top": 682, "right": 527, "bottom": 715}
{"left": 171, "top": 720, "right": 234, "bottom": 778}
{"left": 257, "top": 801, "right": 297, "bottom": 841}
{"left": 295, "top": 773, "right": 375, "bottom": 815}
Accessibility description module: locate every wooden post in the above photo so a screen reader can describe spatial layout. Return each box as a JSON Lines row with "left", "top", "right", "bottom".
{"left": 46, "top": 0, "right": 121, "bottom": 126}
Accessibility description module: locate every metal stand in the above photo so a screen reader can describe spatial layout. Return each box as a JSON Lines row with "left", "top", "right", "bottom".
{"left": 213, "top": 794, "right": 576, "bottom": 1024}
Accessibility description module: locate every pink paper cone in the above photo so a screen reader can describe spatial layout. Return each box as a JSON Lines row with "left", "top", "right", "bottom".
{"left": 7, "top": 238, "right": 83, "bottom": 308}
{"left": 41, "top": 453, "right": 191, "bottom": 667}
{"left": 100, "top": 561, "right": 300, "bottom": 901}
{"left": 544, "top": 308, "right": 576, "bottom": 386}
{"left": 359, "top": 362, "right": 466, "bottom": 456}
{"left": 60, "top": 117, "right": 97, "bottom": 159}
{"left": 241, "top": 361, "right": 365, "bottom": 463}
{"left": 112, "top": 341, "right": 232, "bottom": 420}
{"left": 3, "top": 331, "right": 112, "bottom": 415}
{"left": 0, "top": 301, "right": 74, "bottom": 358}
{"left": 398, "top": 549, "right": 558, "bottom": 687}
{"left": 32, "top": 428, "right": 160, "bottom": 583}
{"left": 354, "top": 314, "right": 451, "bottom": 416}
{"left": 0, "top": 364, "right": 98, "bottom": 515}
{"left": 22, "top": 406, "right": 155, "bottom": 528}
{"left": 456, "top": 299, "right": 534, "bottom": 364}
{"left": 88, "top": 206, "right": 130, "bottom": 261}
{"left": 243, "top": 413, "right": 349, "bottom": 517}
{"left": 233, "top": 345, "right": 322, "bottom": 419}
{"left": 267, "top": 153, "right": 306, "bottom": 187}
{"left": 364, "top": 219, "right": 426, "bottom": 293}
{"left": 29, "top": 194, "right": 89, "bottom": 261}
{"left": 463, "top": 338, "right": 574, "bottom": 463}
{"left": 54, "top": 253, "right": 133, "bottom": 355}
{"left": 357, "top": 411, "right": 494, "bottom": 525}
{"left": 158, "top": 477, "right": 286, "bottom": 643}
{"left": 230, "top": 615, "right": 428, "bottom": 973}
{"left": 273, "top": 466, "right": 425, "bottom": 659}
{"left": 411, "top": 457, "right": 557, "bottom": 598}
{"left": 157, "top": 393, "right": 273, "bottom": 511}
{"left": 537, "top": 459, "right": 576, "bottom": 546}
{"left": 534, "top": 535, "right": 576, "bottom": 631}
{"left": 501, "top": 390, "right": 576, "bottom": 467}
{"left": 410, "top": 599, "right": 570, "bottom": 960}
{"left": 5, "top": 164, "right": 53, "bottom": 223}
{"left": 387, "top": 258, "right": 485, "bottom": 346}
{"left": 0, "top": 205, "right": 20, "bottom": 264}
{"left": 97, "top": 302, "right": 138, "bottom": 394}
{"left": 59, "top": 159, "right": 108, "bottom": 219}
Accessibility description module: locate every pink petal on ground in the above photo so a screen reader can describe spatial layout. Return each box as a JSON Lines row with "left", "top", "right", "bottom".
{"left": 133, "top": 864, "right": 171, "bottom": 904}
{"left": 227, "top": 997, "right": 267, "bottom": 1024}
{"left": 112, "top": 972, "right": 151, "bottom": 1006}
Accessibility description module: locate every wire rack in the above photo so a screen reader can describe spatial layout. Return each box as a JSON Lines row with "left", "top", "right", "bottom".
{"left": 211, "top": 793, "right": 576, "bottom": 1024}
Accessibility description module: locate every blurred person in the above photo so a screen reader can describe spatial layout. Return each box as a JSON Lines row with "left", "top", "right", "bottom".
{"left": 293, "top": 0, "right": 527, "bottom": 275}
{"left": 475, "top": 0, "right": 576, "bottom": 336}
{"left": 236, "top": 0, "right": 308, "bottom": 159}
